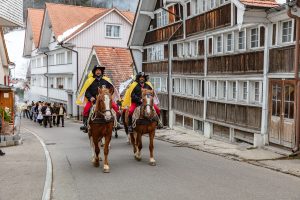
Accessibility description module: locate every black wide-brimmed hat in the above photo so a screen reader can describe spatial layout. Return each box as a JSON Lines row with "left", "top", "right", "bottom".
{"left": 135, "top": 72, "right": 149, "bottom": 81}
{"left": 92, "top": 65, "right": 105, "bottom": 75}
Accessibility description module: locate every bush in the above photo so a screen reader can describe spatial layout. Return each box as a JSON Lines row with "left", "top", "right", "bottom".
{"left": 0, "top": 107, "right": 12, "bottom": 122}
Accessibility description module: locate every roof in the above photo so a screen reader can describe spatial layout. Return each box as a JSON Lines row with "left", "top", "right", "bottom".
{"left": 0, "top": 28, "right": 10, "bottom": 66}
{"left": 27, "top": 8, "right": 44, "bottom": 47}
{"left": 45, "top": 3, "right": 134, "bottom": 39}
{"left": 240, "top": 0, "right": 279, "bottom": 8}
{"left": 94, "top": 46, "right": 133, "bottom": 88}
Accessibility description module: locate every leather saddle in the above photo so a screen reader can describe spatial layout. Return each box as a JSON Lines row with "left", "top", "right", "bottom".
{"left": 136, "top": 118, "right": 157, "bottom": 125}
{"left": 90, "top": 117, "right": 114, "bottom": 124}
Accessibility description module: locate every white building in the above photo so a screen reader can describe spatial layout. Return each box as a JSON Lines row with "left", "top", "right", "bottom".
{"left": 23, "top": 3, "right": 134, "bottom": 117}
{"left": 0, "top": 0, "right": 23, "bottom": 86}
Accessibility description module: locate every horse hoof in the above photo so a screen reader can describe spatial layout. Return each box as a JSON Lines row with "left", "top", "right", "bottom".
{"left": 135, "top": 156, "right": 142, "bottom": 161}
{"left": 93, "top": 162, "right": 100, "bottom": 167}
{"left": 149, "top": 161, "right": 156, "bottom": 166}
{"left": 103, "top": 165, "right": 110, "bottom": 173}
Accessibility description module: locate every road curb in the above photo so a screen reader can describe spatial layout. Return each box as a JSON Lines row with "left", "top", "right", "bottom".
{"left": 24, "top": 128, "right": 53, "bottom": 200}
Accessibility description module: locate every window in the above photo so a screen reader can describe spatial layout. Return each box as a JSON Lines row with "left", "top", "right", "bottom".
{"left": 147, "top": 45, "right": 164, "bottom": 61}
{"left": 31, "top": 59, "right": 36, "bottom": 68}
{"left": 181, "top": 79, "right": 186, "bottom": 94}
{"left": 194, "top": 119, "right": 204, "bottom": 133}
{"left": 201, "top": 0, "right": 206, "bottom": 12}
{"left": 186, "top": 79, "right": 194, "bottom": 96}
{"left": 49, "top": 54, "right": 55, "bottom": 65}
{"left": 150, "top": 77, "right": 161, "bottom": 92}
{"left": 272, "top": 83, "right": 281, "bottom": 117}
{"left": 56, "top": 52, "right": 65, "bottom": 65}
{"left": 67, "top": 78, "right": 72, "bottom": 90}
{"left": 190, "top": 41, "right": 197, "bottom": 57}
{"left": 42, "top": 56, "right": 47, "bottom": 67}
{"left": 238, "top": 30, "right": 245, "bottom": 50}
{"left": 173, "top": 78, "right": 180, "bottom": 93}
{"left": 221, "top": 81, "right": 226, "bottom": 99}
{"left": 210, "top": 0, "right": 215, "bottom": 9}
{"left": 242, "top": 82, "right": 248, "bottom": 100}
{"left": 67, "top": 51, "right": 72, "bottom": 64}
{"left": 161, "top": 77, "right": 167, "bottom": 92}
{"left": 106, "top": 25, "right": 121, "bottom": 38}
{"left": 282, "top": 21, "right": 293, "bottom": 43}
{"left": 36, "top": 58, "right": 41, "bottom": 68}
{"left": 184, "top": 42, "right": 191, "bottom": 57}
{"left": 209, "top": 81, "right": 217, "bottom": 98}
{"left": 216, "top": 36, "right": 222, "bottom": 53}
{"left": 175, "top": 114, "right": 183, "bottom": 126}
{"left": 184, "top": 116, "right": 193, "bottom": 130}
{"left": 195, "top": 80, "right": 204, "bottom": 97}
{"left": 232, "top": 81, "right": 236, "bottom": 100}
{"left": 250, "top": 28, "right": 259, "bottom": 48}
{"left": 49, "top": 77, "right": 54, "bottom": 88}
{"left": 284, "top": 85, "right": 294, "bottom": 119}
{"left": 254, "top": 82, "right": 260, "bottom": 102}
{"left": 178, "top": 43, "right": 184, "bottom": 58}
{"left": 56, "top": 77, "right": 64, "bottom": 89}
{"left": 226, "top": 33, "right": 233, "bottom": 52}
{"left": 157, "top": 10, "right": 168, "bottom": 28}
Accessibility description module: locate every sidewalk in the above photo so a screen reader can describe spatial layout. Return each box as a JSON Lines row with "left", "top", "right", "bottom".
{"left": 155, "top": 128, "right": 300, "bottom": 177}
{"left": 0, "top": 130, "right": 46, "bottom": 200}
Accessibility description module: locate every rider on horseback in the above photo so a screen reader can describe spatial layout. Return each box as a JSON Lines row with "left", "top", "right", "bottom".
{"left": 76, "top": 65, "right": 119, "bottom": 132}
{"left": 122, "top": 72, "right": 162, "bottom": 133}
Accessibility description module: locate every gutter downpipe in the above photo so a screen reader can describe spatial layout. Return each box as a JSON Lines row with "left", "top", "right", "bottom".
{"left": 287, "top": 5, "right": 300, "bottom": 153}
{"left": 163, "top": 3, "right": 184, "bottom": 128}
{"left": 43, "top": 52, "right": 49, "bottom": 101}
{"left": 59, "top": 42, "right": 79, "bottom": 120}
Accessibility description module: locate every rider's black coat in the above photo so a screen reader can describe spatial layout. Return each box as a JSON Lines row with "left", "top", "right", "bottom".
{"left": 131, "top": 82, "right": 152, "bottom": 106}
{"left": 85, "top": 76, "right": 113, "bottom": 101}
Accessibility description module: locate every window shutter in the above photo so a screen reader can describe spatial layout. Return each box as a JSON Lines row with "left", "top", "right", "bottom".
{"left": 272, "top": 24, "right": 277, "bottom": 45}
{"left": 164, "top": 44, "right": 169, "bottom": 59}
{"left": 294, "top": 21, "right": 297, "bottom": 41}
{"left": 260, "top": 26, "right": 265, "bottom": 47}
{"left": 187, "top": 2, "right": 191, "bottom": 17}
{"left": 168, "top": 5, "right": 175, "bottom": 23}
{"left": 173, "top": 44, "right": 178, "bottom": 57}
{"left": 208, "top": 38, "right": 213, "bottom": 54}
{"left": 198, "top": 40, "right": 205, "bottom": 56}
{"left": 143, "top": 49, "right": 147, "bottom": 61}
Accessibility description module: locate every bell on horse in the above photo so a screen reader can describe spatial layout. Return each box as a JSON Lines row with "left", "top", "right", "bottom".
{"left": 129, "top": 88, "right": 158, "bottom": 166}
{"left": 88, "top": 87, "right": 114, "bottom": 173}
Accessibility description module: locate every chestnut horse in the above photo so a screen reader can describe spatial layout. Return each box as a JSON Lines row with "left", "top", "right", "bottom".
{"left": 126, "top": 89, "right": 158, "bottom": 166}
{"left": 88, "top": 87, "right": 114, "bottom": 173}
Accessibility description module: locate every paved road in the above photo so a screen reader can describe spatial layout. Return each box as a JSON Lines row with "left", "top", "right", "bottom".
{"left": 22, "top": 119, "right": 300, "bottom": 200}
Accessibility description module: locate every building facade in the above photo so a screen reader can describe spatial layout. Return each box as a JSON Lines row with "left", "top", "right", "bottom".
{"left": 23, "top": 3, "right": 134, "bottom": 117}
{"left": 129, "top": 0, "right": 300, "bottom": 150}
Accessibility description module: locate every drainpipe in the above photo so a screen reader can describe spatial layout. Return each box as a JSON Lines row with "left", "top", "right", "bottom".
{"left": 43, "top": 52, "right": 49, "bottom": 101}
{"left": 287, "top": 4, "right": 300, "bottom": 153}
{"left": 58, "top": 42, "right": 79, "bottom": 120}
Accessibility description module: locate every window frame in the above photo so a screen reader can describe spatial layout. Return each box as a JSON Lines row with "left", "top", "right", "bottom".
{"left": 105, "top": 24, "right": 121, "bottom": 39}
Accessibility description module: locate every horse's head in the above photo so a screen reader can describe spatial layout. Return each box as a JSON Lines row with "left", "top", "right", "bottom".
{"left": 95, "top": 87, "right": 113, "bottom": 120}
{"left": 141, "top": 88, "right": 154, "bottom": 118}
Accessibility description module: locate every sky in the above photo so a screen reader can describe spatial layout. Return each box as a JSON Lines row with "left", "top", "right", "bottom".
{"left": 4, "top": 29, "right": 29, "bottom": 79}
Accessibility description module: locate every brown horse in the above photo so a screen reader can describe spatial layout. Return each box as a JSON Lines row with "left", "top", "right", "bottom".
{"left": 88, "top": 87, "right": 114, "bottom": 173}
{"left": 126, "top": 89, "right": 158, "bottom": 166}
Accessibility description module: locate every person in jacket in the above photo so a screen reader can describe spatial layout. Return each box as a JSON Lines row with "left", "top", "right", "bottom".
{"left": 76, "top": 65, "right": 120, "bottom": 132}
{"left": 122, "top": 72, "right": 161, "bottom": 133}
{"left": 56, "top": 103, "right": 66, "bottom": 127}
{"left": 41, "top": 103, "right": 53, "bottom": 128}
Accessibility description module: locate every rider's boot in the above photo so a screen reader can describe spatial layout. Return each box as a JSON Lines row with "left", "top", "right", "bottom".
{"left": 80, "top": 116, "right": 88, "bottom": 132}
{"left": 155, "top": 114, "right": 163, "bottom": 129}
{"left": 128, "top": 115, "right": 133, "bottom": 133}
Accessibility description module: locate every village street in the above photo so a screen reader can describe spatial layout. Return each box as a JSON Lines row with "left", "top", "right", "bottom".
{"left": 1, "top": 118, "right": 299, "bottom": 200}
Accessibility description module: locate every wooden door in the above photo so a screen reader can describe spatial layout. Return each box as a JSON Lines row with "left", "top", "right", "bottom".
{"left": 269, "top": 80, "right": 295, "bottom": 148}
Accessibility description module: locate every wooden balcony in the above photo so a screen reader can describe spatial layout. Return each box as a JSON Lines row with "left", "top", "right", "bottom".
{"left": 172, "top": 59, "right": 204, "bottom": 75}
{"left": 206, "top": 102, "right": 262, "bottom": 130}
{"left": 186, "top": 4, "right": 231, "bottom": 36}
{"left": 269, "top": 45, "right": 298, "bottom": 73}
{"left": 157, "top": 93, "right": 168, "bottom": 110}
{"left": 142, "top": 61, "right": 168, "bottom": 74}
{"left": 207, "top": 51, "right": 264, "bottom": 74}
{"left": 172, "top": 96, "right": 204, "bottom": 117}
{"left": 144, "top": 22, "right": 183, "bottom": 45}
